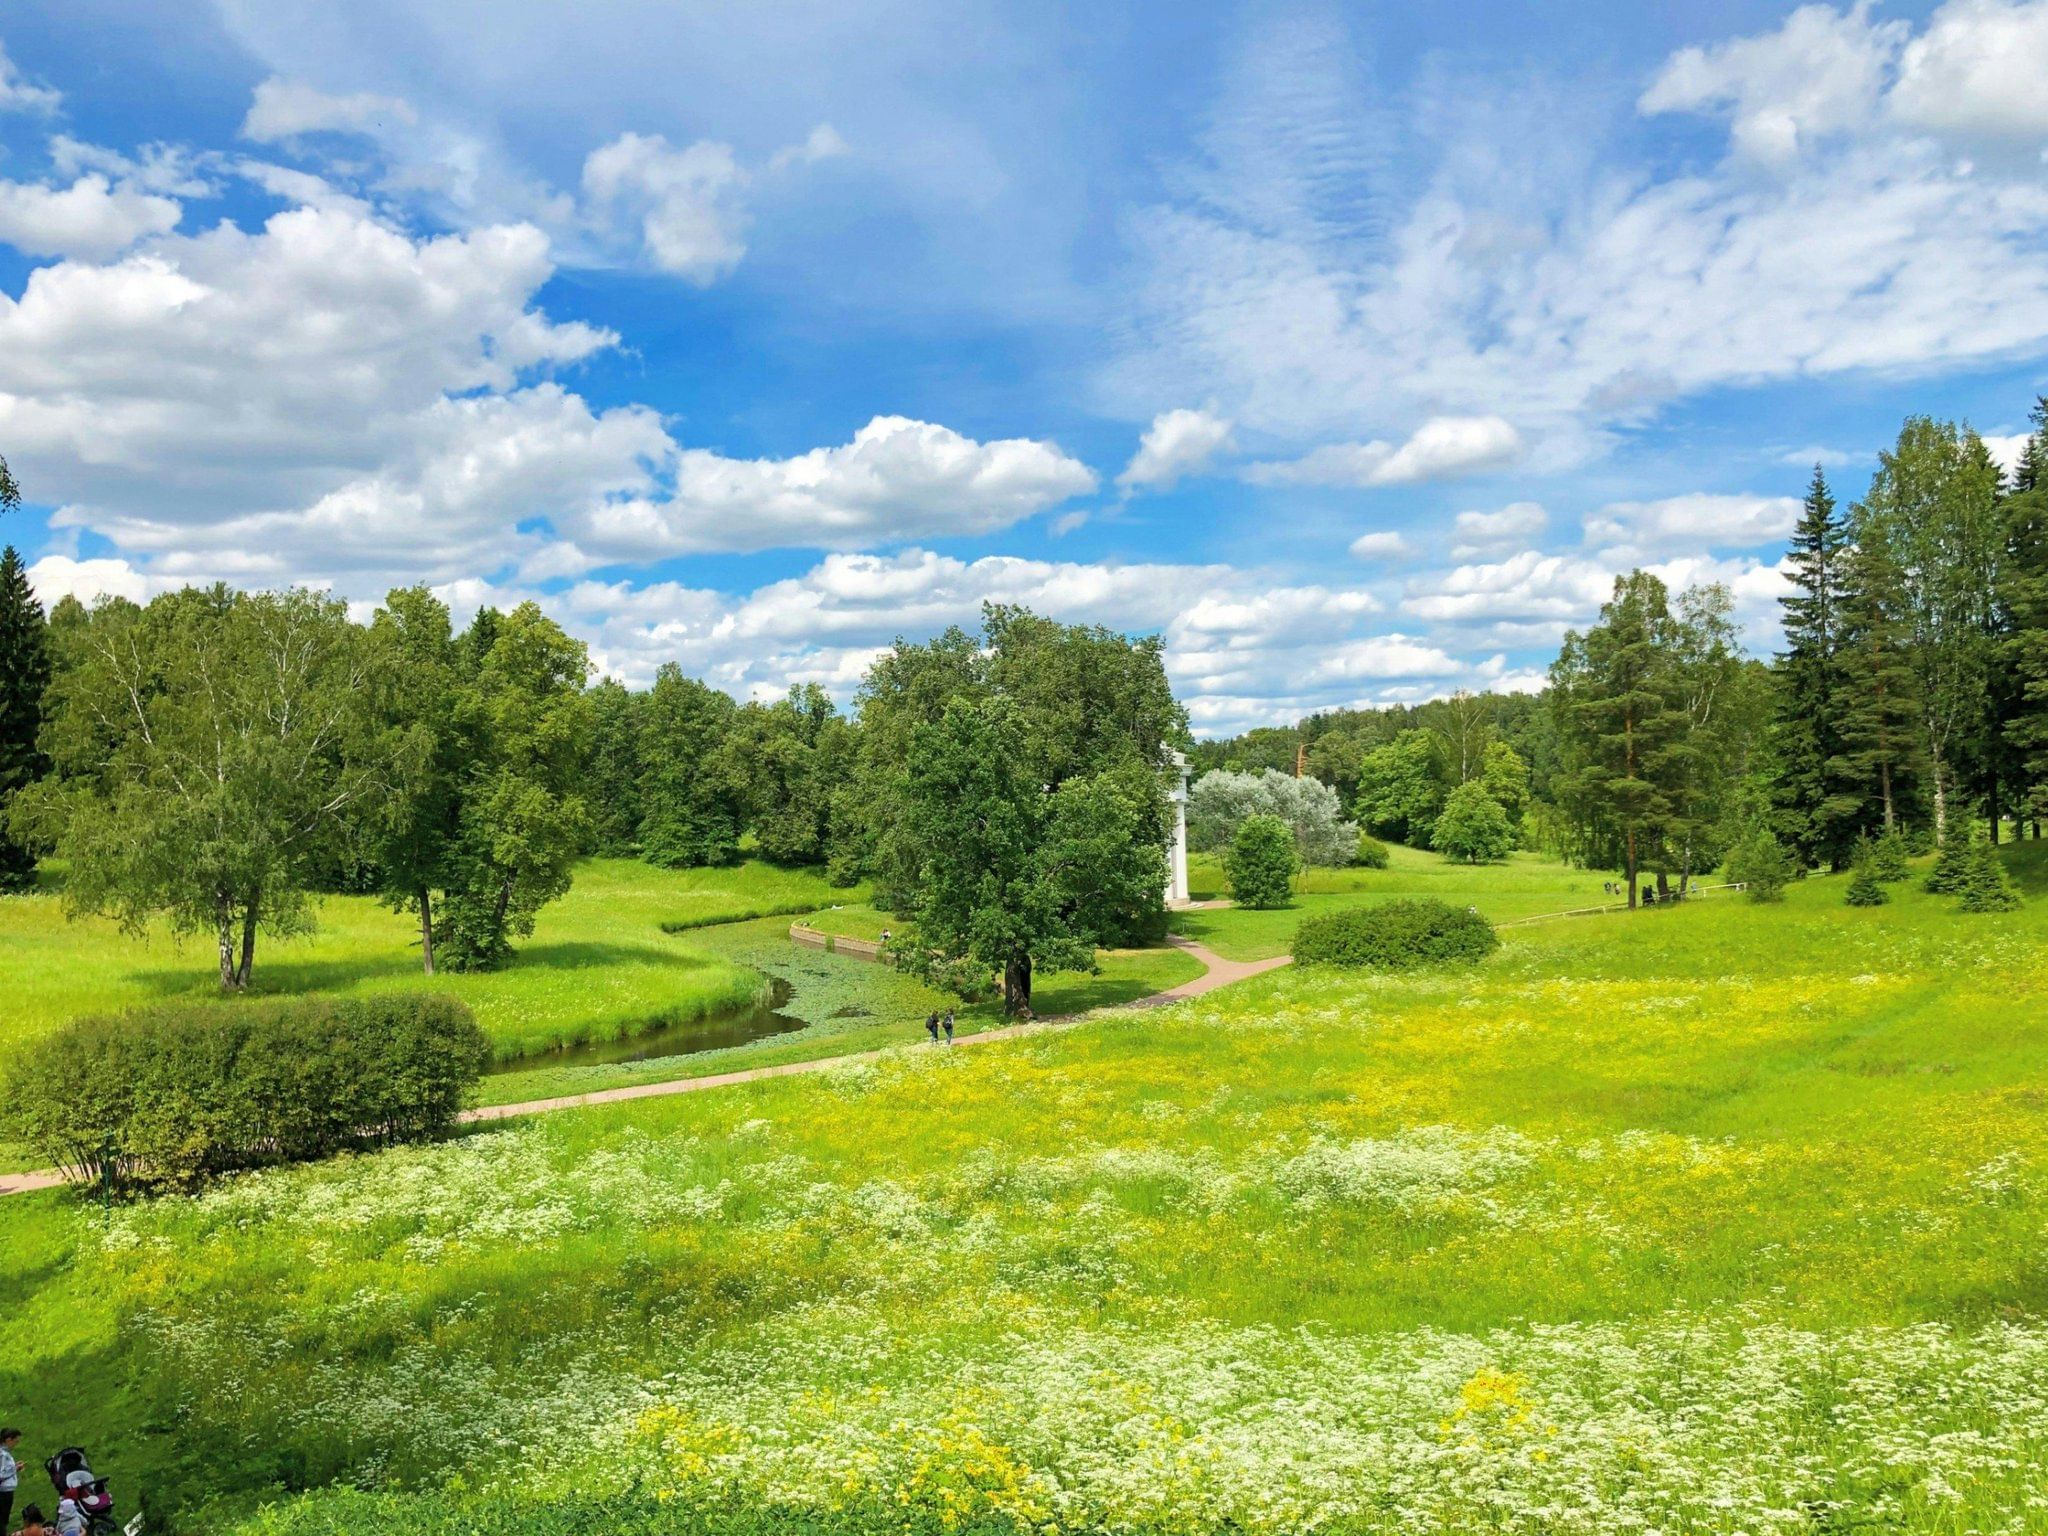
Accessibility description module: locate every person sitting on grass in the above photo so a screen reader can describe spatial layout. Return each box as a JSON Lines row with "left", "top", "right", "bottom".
{"left": 14, "top": 1503, "right": 49, "bottom": 1536}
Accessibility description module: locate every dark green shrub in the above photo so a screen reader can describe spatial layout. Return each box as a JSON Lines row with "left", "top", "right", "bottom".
{"left": 3, "top": 993, "right": 488, "bottom": 1192}
{"left": 1293, "top": 898, "right": 1498, "bottom": 970}
{"left": 1226, "top": 814, "right": 1298, "bottom": 909}
{"left": 1353, "top": 831, "right": 1389, "bottom": 869}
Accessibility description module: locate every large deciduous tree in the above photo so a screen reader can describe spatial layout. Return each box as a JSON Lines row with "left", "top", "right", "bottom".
{"left": 435, "top": 602, "right": 592, "bottom": 971}
{"left": 637, "top": 664, "right": 746, "bottom": 868}
{"left": 1850, "top": 417, "right": 2004, "bottom": 841}
{"left": 860, "top": 604, "right": 1184, "bottom": 1014}
{"left": 19, "top": 586, "right": 379, "bottom": 988}
{"left": 365, "top": 586, "right": 464, "bottom": 973}
{"left": 727, "top": 684, "right": 854, "bottom": 865}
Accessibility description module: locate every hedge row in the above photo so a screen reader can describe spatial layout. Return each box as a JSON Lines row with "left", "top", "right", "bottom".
{"left": 5, "top": 993, "right": 489, "bottom": 1192}
{"left": 1293, "top": 898, "right": 1499, "bottom": 970}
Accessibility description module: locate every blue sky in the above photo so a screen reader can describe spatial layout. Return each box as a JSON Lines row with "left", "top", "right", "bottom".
{"left": 3, "top": 0, "right": 2048, "bottom": 733}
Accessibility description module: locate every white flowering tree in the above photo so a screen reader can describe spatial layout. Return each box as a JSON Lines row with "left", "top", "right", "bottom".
{"left": 1189, "top": 769, "right": 1358, "bottom": 865}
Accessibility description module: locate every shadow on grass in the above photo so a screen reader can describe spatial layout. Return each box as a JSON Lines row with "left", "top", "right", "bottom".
{"left": 2002, "top": 839, "right": 2048, "bottom": 896}
{"left": 124, "top": 940, "right": 706, "bottom": 1001}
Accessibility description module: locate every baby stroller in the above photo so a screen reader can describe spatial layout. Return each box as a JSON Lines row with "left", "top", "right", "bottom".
{"left": 45, "top": 1447, "right": 118, "bottom": 1533}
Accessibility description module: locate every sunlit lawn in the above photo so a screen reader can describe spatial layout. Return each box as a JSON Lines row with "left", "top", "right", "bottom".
{"left": 1173, "top": 842, "right": 1621, "bottom": 959}
{"left": 6, "top": 846, "right": 2045, "bottom": 1533}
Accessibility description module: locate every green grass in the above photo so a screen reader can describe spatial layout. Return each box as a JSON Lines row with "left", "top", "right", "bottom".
{"left": 1175, "top": 842, "right": 1685, "bottom": 959}
{"left": 2, "top": 858, "right": 858, "bottom": 1060}
{"left": 7, "top": 846, "right": 2048, "bottom": 1533}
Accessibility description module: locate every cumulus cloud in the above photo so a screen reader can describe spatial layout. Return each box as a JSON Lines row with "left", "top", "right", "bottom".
{"left": 1118, "top": 407, "right": 1234, "bottom": 491}
{"left": 1890, "top": 0, "right": 2048, "bottom": 141}
{"left": 0, "top": 176, "right": 182, "bottom": 260}
{"left": 581, "top": 132, "right": 750, "bottom": 284}
{"left": 0, "top": 40, "right": 58, "bottom": 113}
{"left": 26, "top": 554, "right": 168, "bottom": 607}
{"left": 0, "top": 204, "right": 619, "bottom": 584}
{"left": 1639, "top": 2, "right": 1902, "bottom": 160}
{"left": 579, "top": 416, "right": 1098, "bottom": 556}
{"left": 1245, "top": 416, "right": 1521, "bottom": 487}
{"left": 1450, "top": 502, "right": 1548, "bottom": 561}
{"left": 240, "top": 76, "right": 418, "bottom": 142}
{"left": 1348, "top": 530, "right": 1414, "bottom": 560}
{"left": 1584, "top": 492, "right": 1802, "bottom": 560}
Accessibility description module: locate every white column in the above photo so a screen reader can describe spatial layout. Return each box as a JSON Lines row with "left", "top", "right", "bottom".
{"left": 1165, "top": 750, "right": 1190, "bottom": 905}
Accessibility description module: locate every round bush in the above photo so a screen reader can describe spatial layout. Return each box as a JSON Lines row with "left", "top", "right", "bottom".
{"left": 1354, "top": 831, "right": 1390, "bottom": 869}
{"left": 1293, "top": 898, "right": 1499, "bottom": 970}
{"left": 1226, "top": 814, "right": 1299, "bottom": 909}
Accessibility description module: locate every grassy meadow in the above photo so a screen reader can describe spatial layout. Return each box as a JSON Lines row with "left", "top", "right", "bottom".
{"left": 2, "top": 843, "right": 2045, "bottom": 1533}
{"left": 1174, "top": 841, "right": 1630, "bottom": 959}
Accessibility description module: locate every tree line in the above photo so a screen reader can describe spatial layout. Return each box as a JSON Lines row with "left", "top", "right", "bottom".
{"left": 0, "top": 484, "right": 1185, "bottom": 1012}
{"left": 1196, "top": 404, "right": 2048, "bottom": 905}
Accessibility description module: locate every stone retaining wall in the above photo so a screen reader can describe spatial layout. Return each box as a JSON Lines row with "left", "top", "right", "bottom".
{"left": 788, "top": 923, "right": 889, "bottom": 963}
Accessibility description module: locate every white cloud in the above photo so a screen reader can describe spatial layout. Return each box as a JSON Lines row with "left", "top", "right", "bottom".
{"left": 1639, "top": 3, "right": 1902, "bottom": 160}
{"left": 1402, "top": 547, "right": 1792, "bottom": 643}
{"left": 1245, "top": 416, "right": 1521, "bottom": 487}
{"left": 1584, "top": 492, "right": 1802, "bottom": 560}
{"left": 0, "top": 176, "right": 182, "bottom": 260}
{"left": 1890, "top": 0, "right": 2048, "bottom": 141}
{"left": 1348, "top": 530, "right": 1413, "bottom": 560}
{"left": 579, "top": 416, "right": 1097, "bottom": 556}
{"left": 769, "top": 123, "right": 851, "bottom": 172}
{"left": 1777, "top": 444, "right": 1859, "bottom": 467}
{"left": 1108, "top": 3, "right": 2048, "bottom": 466}
{"left": 581, "top": 132, "right": 750, "bottom": 284}
{"left": 26, "top": 554, "right": 173, "bottom": 607}
{"left": 1981, "top": 431, "right": 2031, "bottom": 476}
{"left": 1451, "top": 501, "right": 1548, "bottom": 560}
{"left": 0, "top": 204, "right": 620, "bottom": 586}
{"left": 0, "top": 40, "right": 58, "bottom": 114}
{"left": 240, "top": 76, "right": 418, "bottom": 142}
{"left": 1118, "top": 407, "right": 1234, "bottom": 491}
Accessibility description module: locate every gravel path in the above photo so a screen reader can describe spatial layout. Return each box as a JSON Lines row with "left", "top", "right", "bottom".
{"left": 1, "top": 935, "right": 1291, "bottom": 1193}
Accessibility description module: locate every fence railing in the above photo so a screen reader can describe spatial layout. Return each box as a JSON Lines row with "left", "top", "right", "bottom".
{"left": 1492, "top": 881, "right": 1748, "bottom": 929}
{"left": 789, "top": 923, "right": 890, "bottom": 962}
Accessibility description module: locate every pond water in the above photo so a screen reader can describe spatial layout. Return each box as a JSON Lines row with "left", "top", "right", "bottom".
{"left": 486, "top": 978, "right": 805, "bottom": 1074}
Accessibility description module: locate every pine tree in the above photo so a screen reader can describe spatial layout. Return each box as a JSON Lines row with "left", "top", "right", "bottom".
{"left": 1844, "top": 840, "right": 1888, "bottom": 907}
{"left": 1956, "top": 836, "right": 2022, "bottom": 912}
{"left": 0, "top": 544, "right": 50, "bottom": 891}
{"left": 1772, "top": 466, "right": 1859, "bottom": 867}
{"left": 1836, "top": 527, "right": 1925, "bottom": 835}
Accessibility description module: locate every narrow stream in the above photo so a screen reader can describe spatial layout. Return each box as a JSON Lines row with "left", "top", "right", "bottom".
{"left": 486, "top": 977, "right": 805, "bottom": 1074}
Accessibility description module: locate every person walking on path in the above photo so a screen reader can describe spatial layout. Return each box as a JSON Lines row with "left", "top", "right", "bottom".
{"left": 941, "top": 1009, "right": 955, "bottom": 1045}
{"left": 925, "top": 1011, "right": 940, "bottom": 1044}
{"left": 0, "top": 1427, "right": 19, "bottom": 1534}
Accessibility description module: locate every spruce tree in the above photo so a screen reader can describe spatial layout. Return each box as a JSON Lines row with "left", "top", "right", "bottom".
{"left": 0, "top": 544, "right": 50, "bottom": 891}
{"left": 1872, "top": 825, "right": 1910, "bottom": 882}
{"left": 2002, "top": 398, "right": 2048, "bottom": 833}
{"left": 1956, "top": 836, "right": 2022, "bottom": 912}
{"left": 1924, "top": 830, "right": 1972, "bottom": 894}
{"left": 1771, "top": 466, "right": 1859, "bottom": 867}
{"left": 1837, "top": 527, "right": 1925, "bottom": 835}
{"left": 1844, "top": 840, "right": 1888, "bottom": 907}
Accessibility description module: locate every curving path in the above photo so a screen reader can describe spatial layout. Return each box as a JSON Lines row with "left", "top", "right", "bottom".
{"left": 0, "top": 935, "right": 1290, "bottom": 1195}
